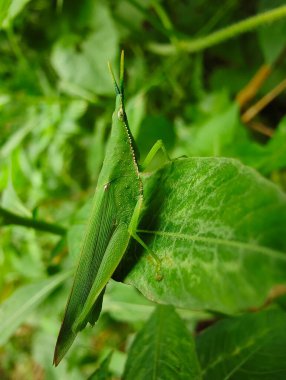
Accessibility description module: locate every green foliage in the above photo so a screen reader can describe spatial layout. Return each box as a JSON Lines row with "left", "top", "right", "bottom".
{"left": 123, "top": 305, "right": 201, "bottom": 380}
{"left": 51, "top": 1, "right": 118, "bottom": 98}
{"left": 0, "top": 0, "right": 32, "bottom": 28}
{"left": 1, "top": 0, "right": 286, "bottom": 378}
{"left": 258, "top": 0, "right": 286, "bottom": 63}
{"left": 72, "top": 157, "right": 286, "bottom": 314}
{"left": 87, "top": 353, "right": 112, "bottom": 380}
{"left": 197, "top": 308, "right": 286, "bottom": 379}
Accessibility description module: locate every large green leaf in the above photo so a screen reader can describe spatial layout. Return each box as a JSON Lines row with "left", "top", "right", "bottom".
{"left": 124, "top": 157, "right": 286, "bottom": 314}
{"left": 0, "top": 272, "right": 70, "bottom": 345}
{"left": 196, "top": 308, "right": 286, "bottom": 379}
{"left": 123, "top": 305, "right": 201, "bottom": 380}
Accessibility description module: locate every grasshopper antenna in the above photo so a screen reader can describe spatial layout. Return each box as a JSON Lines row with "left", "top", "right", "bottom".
{"left": 108, "top": 60, "right": 120, "bottom": 95}
{"left": 119, "top": 50, "right": 124, "bottom": 98}
{"left": 108, "top": 50, "right": 125, "bottom": 97}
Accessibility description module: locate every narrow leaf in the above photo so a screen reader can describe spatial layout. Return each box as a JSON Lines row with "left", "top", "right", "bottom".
{"left": 0, "top": 0, "right": 32, "bottom": 28}
{"left": 0, "top": 272, "right": 70, "bottom": 345}
{"left": 0, "top": 0, "right": 11, "bottom": 26}
{"left": 87, "top": 353, "right": 112, "bottom": 380}
{"left": 123, "top": 305, "right": 202, "bottom": 380}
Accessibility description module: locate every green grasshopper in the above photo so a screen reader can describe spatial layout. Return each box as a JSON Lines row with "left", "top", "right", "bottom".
{"left": 53, "top": 51, "right": 167, "bottom": 366}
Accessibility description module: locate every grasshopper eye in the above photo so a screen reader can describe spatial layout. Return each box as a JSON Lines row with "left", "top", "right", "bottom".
{"left": 118, "top": 107, "right": 124, "bottom": 121}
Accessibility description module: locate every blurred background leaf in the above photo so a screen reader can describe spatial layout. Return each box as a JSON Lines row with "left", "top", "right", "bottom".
{"left": 0, "top": 272, "right": 70, "bottom": 346}
{"left": 196, "top": 308, "right": 286, "bottom": 379}
{"left": 51, "top": 1, "right": 118, "bottom": 98}
{"left": 0, "top": 0, "right": 32, "bottom": 29}
{"left": 258, "top": 0, "right": 286, "bottom": 64}
{"left": 123, "top": 305, "right": 202, "bottom": 380}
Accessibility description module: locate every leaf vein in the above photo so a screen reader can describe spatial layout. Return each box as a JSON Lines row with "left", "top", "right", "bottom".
{"left": 138, "top": 230, "right": 286, "bottom": 260}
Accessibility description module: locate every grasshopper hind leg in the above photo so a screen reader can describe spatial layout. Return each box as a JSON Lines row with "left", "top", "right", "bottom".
{"left": 130, "top": 229, "right": 163, "bottom": 281}
{"left": 88, "top": 286, "right": 106, "bottom": 326}
{"left": 128, "top": 197, "right": 163, "bottom": 281}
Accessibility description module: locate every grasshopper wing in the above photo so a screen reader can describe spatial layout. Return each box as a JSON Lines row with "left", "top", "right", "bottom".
{"left": 53, "top": 185, "right": 117, "bottom": 366}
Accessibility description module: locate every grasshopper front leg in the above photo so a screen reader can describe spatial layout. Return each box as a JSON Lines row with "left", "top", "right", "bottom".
{"left": 141, "top": 139, "right": 171, "bottom": 171}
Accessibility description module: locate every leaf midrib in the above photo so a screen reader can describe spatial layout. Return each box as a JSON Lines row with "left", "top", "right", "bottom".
{"left": 152, "top": 307, "right": 163, "bottom": 380}
{"left": 138, "top": 230, "right": 286, "bottom": 261}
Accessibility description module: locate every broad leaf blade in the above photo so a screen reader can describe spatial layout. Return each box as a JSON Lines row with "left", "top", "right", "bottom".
{"left": 125, "top": 158, "right": 286, "bottom": 314}
{"left": 196, "top": 308, "right": 286, "bottom": 379}
{"left": 0, "top": 272, "right": 70, "bottom": 345}
{"left": 123, "top": 305, "right": 201, "bottom": 380}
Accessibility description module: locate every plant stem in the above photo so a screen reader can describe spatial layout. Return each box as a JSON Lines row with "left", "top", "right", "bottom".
{"left": 0, "top": 207, "right": 66, "bottom": 236}
{"left": 148, "top": 5, "right": 286, "bottom": 55}
{"left": 242, "top": 78, "right": 286, "bottom": 123}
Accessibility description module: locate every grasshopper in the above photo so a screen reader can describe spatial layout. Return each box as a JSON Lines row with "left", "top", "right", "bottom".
{"left": 53, "top": 51, "right": 167, "bottom": 366}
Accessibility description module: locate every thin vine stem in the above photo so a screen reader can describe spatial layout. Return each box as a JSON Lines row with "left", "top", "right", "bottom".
{"left": 0, "top": 207, "right": 66, "bottom": 236}
{"left": 148, "top": 5, "right": 286, "bottom": 55}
